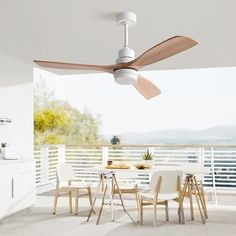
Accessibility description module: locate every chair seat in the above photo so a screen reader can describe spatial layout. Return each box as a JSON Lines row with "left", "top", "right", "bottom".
{"left": 115, "top": 184, "right": 137, "bottom": 189}
{"left": 59, "top": 183, "right": 91, "bottom": 191}
{"left": 113, "top": 184, "right": 138, "bottom": 194}
{"left": 71, "top": 182, "right": 91, "bottom": 188}
{"left": 139, "top": 191, "right": 178, "bottom": 201}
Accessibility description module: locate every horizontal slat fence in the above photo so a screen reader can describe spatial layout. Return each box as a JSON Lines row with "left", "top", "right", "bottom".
{"left": 65, "top": 146, "right": 103, "bottom": 184}
{"left": 34, "top": 145, "right": 236, "bottom": 191}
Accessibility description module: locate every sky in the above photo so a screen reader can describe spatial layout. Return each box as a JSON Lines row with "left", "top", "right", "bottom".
{"left": 34, "top": 67, "right": 236, "bottom": 135}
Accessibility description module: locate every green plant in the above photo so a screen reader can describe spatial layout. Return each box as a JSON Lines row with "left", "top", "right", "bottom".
{"left": 142, "top": 149, "right": 155, "bottom": 160}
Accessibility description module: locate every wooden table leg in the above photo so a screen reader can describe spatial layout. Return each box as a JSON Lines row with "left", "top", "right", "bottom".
{"left": 87, "top": 173, "right": 103, "bottom": 222}
{"left": 75, "top": 189, "right": 79, "bottom": 215}
{"left": 88, "top": 171, "right": 136, "bottom": 225}
{"left": 191, "top": 177, "right": 205, "bottom": 224}
{"left": 69, "top": 191, "right": 72, "bottom": 213}
{"left": 199, "top": 180, "right": 208, "bottom": 219}
{"left": 96, "top": 180, "right": 108, "bottom": 225}
{"left": 112, "top": 173, "right": 136, "bottom": 224}
{"left": 101, "top": 174, "right": 104, "bottom": 192}
{"left": 178, "top": 176, "right": 188, "bottom": 224}
{"left": 193, "top": 177, "right": 208, "bottom": 220}
{"left": 188, "top": 175, "right": 194, "bottom": 220}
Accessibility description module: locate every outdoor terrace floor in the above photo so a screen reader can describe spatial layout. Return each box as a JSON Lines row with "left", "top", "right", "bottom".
{"left": 0, "top": 191, "right": 236, "bottom": 236}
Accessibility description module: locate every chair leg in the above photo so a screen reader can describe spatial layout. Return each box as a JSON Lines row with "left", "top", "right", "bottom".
{"left": 140, "top": 199, "right": 144, "bottom": 225}
{"left": 88, "top": 188, "right": 92, "bottom": 207}
{"left": 135, "top": 193, "right": 140, "bottom": 222}
{"left": 134, "top": 185, "right": 140, "bottom": 222}
{"left": 178, "top": 201, "right": 185, "bottom": 224}
{"left": 53, "top": 191, "right": 58, "bottom": 215}
{"left": 178, "top": 201, "right": 181, "bottom": 224}
{"left": 178, "top": 178, "right": 187, "bottom": 224}
{"left": 75, "top": 189, "right": 79, "bottom": 215}
{"left": 188, "top": 177, "right": 194, "bottom": 220}
{"left": 101, "top": 175, "right": 105, "bottom": 192}
{"left": 88, "top": 188, "right": 95, "bottom": 214}
{"left": 153, "top": 203, "right": 157, "bottom": 226}
{"left": 97, "top": 182, "right": 108, "bottom": 225}
{"left": 182, "top": 204, "right": 185, "bottom": 224}
{"left": 69, "top": 191, "right": 72, "bottom": 213}
{"left": 200, "top": 182, "right": 208, "bottom": 219}
{"left": 165, "top": 201, "right": 169, "bottom": 221}
{"left": 191, "top": 178, "right": 205, "bottom": 224}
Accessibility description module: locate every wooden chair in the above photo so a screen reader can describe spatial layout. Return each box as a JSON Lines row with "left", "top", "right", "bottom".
{"left": 53, "top": 163, "right": 93, "bottom": 215}
{"left": 180, "top": 163, "right": 208, "bottom": 220}
{"left": 138, "top": 170, "right": 184, "bottom": 226}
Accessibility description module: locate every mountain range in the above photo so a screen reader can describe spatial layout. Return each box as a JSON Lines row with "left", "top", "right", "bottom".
{"left": 106, "top": 125, "right": 236, "bottom": 145}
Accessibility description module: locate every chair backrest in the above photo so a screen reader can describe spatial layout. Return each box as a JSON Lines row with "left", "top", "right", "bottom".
{"left": 115, "top": 170, "right": 139, "bottom": 179}
{"left": 149, "top": 170, "right": 183, "bottom": 194}
{"left": 179, "top": 162, "right": 205, "bottom": 181}
{"left": 56, "top": 163, "right": 75, "bottom": 182}
{"left": 114, "top": 170, "right": 139, "bottom": 186}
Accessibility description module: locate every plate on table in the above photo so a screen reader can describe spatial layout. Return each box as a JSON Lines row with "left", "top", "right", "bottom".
{"left": 105, "top": 164, "right": 130, "bottom": 169}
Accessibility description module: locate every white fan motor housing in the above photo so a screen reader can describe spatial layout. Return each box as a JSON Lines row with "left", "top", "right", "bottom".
{"left": 114, "top": 68, "right": 138, "bottom": 85}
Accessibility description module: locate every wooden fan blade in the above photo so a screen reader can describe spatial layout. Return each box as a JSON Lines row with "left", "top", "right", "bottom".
{"left": 128, "top": 36, "right": 198, "bottom": 69}
{"left": 133, "top": 75, "right": 161, "bottom": 99}
{"left": 34, "top": 60, "right": 119, "bottom": 74}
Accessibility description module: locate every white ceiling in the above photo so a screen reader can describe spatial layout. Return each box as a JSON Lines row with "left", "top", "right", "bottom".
{"left": 0, "top": 0, "right": 236, "bottom": 73}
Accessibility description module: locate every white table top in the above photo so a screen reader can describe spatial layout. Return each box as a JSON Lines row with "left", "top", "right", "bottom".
{"left": 88, "top": 164, "right": 209, "bottom": 175}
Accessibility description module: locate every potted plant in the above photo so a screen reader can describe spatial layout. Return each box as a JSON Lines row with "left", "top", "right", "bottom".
{"left": 142, "top": 149, "right": 155, "bottom": 168}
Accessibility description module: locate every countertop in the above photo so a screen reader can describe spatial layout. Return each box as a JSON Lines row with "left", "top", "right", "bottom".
{"left": 0, "top": 159, "right": 34, "bottom": 165}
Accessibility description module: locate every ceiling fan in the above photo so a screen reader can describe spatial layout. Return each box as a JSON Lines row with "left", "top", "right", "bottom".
{"left": 34, "top": 12, "right": 198, "bottom": 99}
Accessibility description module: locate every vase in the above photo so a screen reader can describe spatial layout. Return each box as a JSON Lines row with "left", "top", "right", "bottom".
{"left": 144, "top": 160, "right": 154, "bottom": 168}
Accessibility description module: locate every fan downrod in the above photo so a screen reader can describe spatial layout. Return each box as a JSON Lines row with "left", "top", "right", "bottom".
{"left": 116, "top": 12, "right": 136, "bottom": 64}
{"left": 114, "top": 12, "right": 138, "bottom": 85}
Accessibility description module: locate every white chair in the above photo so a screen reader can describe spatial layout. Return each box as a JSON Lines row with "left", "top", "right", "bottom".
{"left": 138, "top": 170, "right": 184, "bottom": 226}
{"left": 53, "top": 163, "right": 93, "bottom": 215}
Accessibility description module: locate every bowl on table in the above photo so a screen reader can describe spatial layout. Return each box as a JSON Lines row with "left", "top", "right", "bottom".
{"left": 133, "top": 163, "right": 149, "bottom": 170}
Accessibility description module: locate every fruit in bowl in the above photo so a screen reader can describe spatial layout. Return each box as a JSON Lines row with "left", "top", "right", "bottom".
{"left": 134, "top": 163, "right": 147, "bottom": 169}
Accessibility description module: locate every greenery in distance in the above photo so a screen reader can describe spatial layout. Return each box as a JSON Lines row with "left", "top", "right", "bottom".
{"left": 34, "top": 79, "right": 107, "bottom": 145}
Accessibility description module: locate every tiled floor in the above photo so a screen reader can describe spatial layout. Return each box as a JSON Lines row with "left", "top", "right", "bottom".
{"left": 1, "top": 192, "right": 236, "bottom": 236}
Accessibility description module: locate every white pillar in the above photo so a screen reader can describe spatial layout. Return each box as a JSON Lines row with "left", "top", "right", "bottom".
{"left": 199, "top": 146, "right": 205, "bottom": 164}
{"left": 41, "top": 145, "right": 49, "bottom": 185}
{"left": 57, "top": 144, "right": 66, "bottom": 164}
{"left": 211, "top": 146, "right": 218, "bottom": 205}
{"left": 102, "top": 146, "right": 108, "bottom": 166}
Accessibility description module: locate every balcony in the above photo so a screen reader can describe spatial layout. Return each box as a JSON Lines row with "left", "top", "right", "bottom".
{"left": 34, "top": 144, "right": 236, "bottom": 206}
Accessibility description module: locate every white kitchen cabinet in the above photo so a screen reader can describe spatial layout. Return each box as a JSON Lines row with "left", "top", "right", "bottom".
{"left": 0, "top": 164, "right": 13, "bottom": 219}
{"left": 0, "top": 160, "right": 36, "bottom": 220}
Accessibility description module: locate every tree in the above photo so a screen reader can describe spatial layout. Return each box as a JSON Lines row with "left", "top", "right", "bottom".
{"left": 34, "top": 108, "right": 68, "bottom": 145}
{"left": 34, "top": 78, "right": 105, "bottom": 145}
{"left": 110, "top": 136, "right": 120, "bottom": 145}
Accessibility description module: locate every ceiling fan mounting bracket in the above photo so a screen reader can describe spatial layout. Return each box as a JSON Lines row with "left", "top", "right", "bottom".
{"left": 116, "top": 12, "right": 136, "bottom": 27}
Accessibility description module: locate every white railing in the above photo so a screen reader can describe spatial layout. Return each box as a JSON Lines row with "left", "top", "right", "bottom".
{"left": 34, "top": 144, "right": 236, "bottom": 194}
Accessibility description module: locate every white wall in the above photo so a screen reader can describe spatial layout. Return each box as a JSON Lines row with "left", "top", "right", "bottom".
{"left": 0, "top": 52, "right": 33, "bottom": 159}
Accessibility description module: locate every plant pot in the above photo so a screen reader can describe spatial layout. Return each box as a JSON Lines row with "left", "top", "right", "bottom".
{"left": 144, "top": 160, "right": 154, "bottom": 168}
